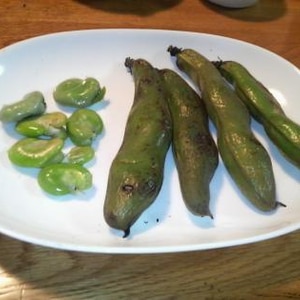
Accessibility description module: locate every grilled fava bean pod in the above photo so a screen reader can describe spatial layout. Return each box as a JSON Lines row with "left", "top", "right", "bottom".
{"left": 0, "top": 91, "right": 46, "bottom": 123}
{"left": 104, "top": 58, "right": 172, "bottom": 237}
{"left": 8, "top": 137, "right": 64, "bottom": 168}
{"left": 16, "top": 112, "right": 68, "bottom": 139}
{"left": 214, "top": 60, "right": 300, "bottom": 168}
{"left": 160, "top": 68, "right": 218, "bottom": 218}
{"left": 53, "top": 77, "right": 106, "bottom": 108}
{"left": 168, "top": 46, "right": 280, "bottom": 212}
{"left": 38, "top": 163, "right": 93, "bottom": 195}
{"left": 66, "top": 108, "right": 103, "bottom": 146}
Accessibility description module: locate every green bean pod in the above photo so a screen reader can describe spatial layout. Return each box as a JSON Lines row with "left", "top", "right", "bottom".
{"left": 0, "top": 91, "right": 46, "bottom": 123}
{"left": 160, "top": 68, "right": 218, "bottom": 218}
{"left": 214, "top": 60, "right": 300, "bottom": 168}
{"left": 168, "top": 46, "right": 280, "bottom": 212}
{"left": 103, "top": 58, "right": 172, "bottom": 237}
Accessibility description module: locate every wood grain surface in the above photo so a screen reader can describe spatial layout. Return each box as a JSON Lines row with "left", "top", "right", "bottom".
{"left": 0, "top": 1, "right": 300, "bottom": 299}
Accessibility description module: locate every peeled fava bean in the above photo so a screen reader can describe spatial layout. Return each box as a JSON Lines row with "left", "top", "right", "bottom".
{"left": 66, "top": 146, "right": 95, "bottom": 165}
{"left": 16, "top": 112, "right": 68, "bottom": 139}
{"left": 67, "top": 108, "right": 103, "bottom": 146}
{"left": 8, "top": 137, "right": 64, "bottom": 168}
{"left": 0, "top": 91, "right": 46, "bottom": 123}
{"left": 53, "top": 77, "right": 106, "bottom": 108}
{"left": 38, "top": 163, "right": 93, "bottom": 195}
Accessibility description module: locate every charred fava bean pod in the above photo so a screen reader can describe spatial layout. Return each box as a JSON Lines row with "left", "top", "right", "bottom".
{"left": 15, "top": 112, "right": 68, "bottom": 139}
{"left": 104, "top": 58, "right": 172, "bottom": 237}
{"left": 0, "top": 91, "right": 46, "bottom": 123}
{"left": 168, "top": 46, "right": 281, "bottom": 212}
{"left": 214, "top": 60, "right": 300, "bottom": 168}
{"left": 160, "top": 68, "right": 218, "bottom": 218}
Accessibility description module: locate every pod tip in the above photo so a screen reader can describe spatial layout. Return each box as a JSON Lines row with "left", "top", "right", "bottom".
{"left": 277, "top": 201, "right": 287, "bottom": 208}
{"left": 124, "top": 57, "right": 134, "bottom": 73}
{"left": 123, "top": 227, "right": 130, "bottom": 238}
{"left": 167, "top": 45, "right": 182, "bottom": 57}
{"left": 203, "top": 211, "right": 214, "bottom": 220}
{"left": 211, "top": 59, "right": 223, "bottom": 69}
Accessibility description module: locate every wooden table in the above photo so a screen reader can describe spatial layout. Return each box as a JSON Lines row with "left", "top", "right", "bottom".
{"left": 1, "top": 1, "right": 300, "bottom": 299}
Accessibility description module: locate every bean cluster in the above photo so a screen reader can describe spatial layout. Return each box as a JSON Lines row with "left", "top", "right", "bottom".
{"left": 0, "top": 78, "right": 106, "bottom": 195}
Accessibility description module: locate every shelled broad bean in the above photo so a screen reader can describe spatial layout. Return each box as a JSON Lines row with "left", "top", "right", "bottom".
{"left": 0, "top": 77, "right": 105, "bottom": 195}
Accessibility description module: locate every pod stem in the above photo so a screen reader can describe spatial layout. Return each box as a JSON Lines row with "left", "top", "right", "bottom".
{"left": 167, "top": 45, "right": 182, "bottom": 57}
{"left": 124, "top": 57, "right": 134, "bottom": 74}
{"left": 211, "top": 59, "right": 224, "bottom": 69}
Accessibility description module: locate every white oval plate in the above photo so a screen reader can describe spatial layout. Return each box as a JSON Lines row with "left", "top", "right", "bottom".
{"left": 0, "top": 29, "right": 299, "bottom": 254}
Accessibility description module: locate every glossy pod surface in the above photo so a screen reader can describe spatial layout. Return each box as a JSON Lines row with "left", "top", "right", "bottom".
{"left": 104, "top": 58, "right": 172, "bottom": 237}
{"left": 168, "top": 46, "right": 278, "bottom": 212}
{"left": 161, "top": 68, "right": 218, "bottom": 217}
{"left": 215, "top": 60, "right": 300, "bottom": 168}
